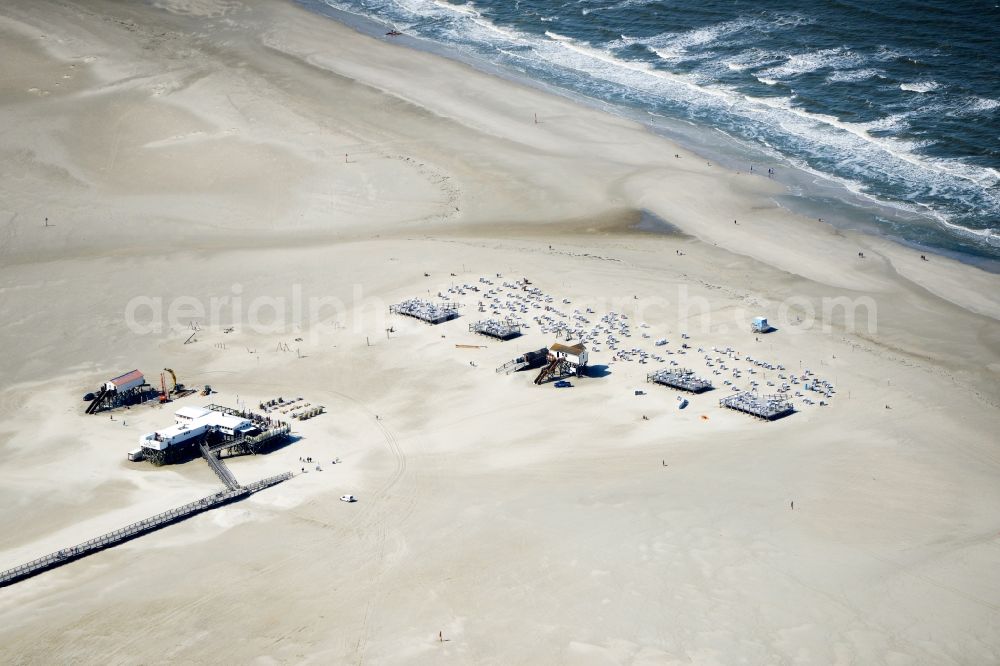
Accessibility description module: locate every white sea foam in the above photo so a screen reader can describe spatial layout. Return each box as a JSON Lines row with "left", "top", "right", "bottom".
{"left": 498, "top": 17, "right": 998, "bottom": 216}
{"left": 544, "top": 30, "right": 574, "bottom": 42}
{"left": 722, "top": 48, "right": 784, "bottom": 73}
{"left": 319, "top": 0, "right": 1000, "bottom": 248}
{"left": 967, "top": 97, "right": 1000, "bottom": 112}
{"left": 467, "top": 15, "right": 525, "bottom": 42}
{"left": 941, "top": 221, "right": 1000, "bottom": 245}
{"left": 900, "top": 95, "right": 1000, "bottom": 122}
{"left": 857, "top": 112, "right": 911, "bottom": 133}
{"left": 900, "top": 81, "right": 940, "bottom": 93}
{"left": 768, "top": 13, "right": 815, "bottom": 28}
{"left": 827, "top": 68, "right": 882, "bottom": 83}
{"left": 432, "top": 0, "right": 478, "bottom": 16}
{"left": 580, "top": 0, "right": 654, "bottom": 16}
{"left": 644, "top": 19, "right": 756, "bottom": 61}
{"left": 607, "top": 33, "right": 641, "bottom": 48}
{"left": 756, "top": 48, "right": 866, "bottom": 80}
{"left": 537, "top": 33, "right": 735, "bottom": 105}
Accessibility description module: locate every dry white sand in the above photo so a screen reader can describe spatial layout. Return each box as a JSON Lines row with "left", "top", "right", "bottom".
{"left": 1, "top": 0, "right": 998, "bottom": 663}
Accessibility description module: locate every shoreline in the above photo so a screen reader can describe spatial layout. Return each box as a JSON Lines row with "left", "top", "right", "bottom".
{"left": 295, "top": 0, "right": 1000, "bottom": 271}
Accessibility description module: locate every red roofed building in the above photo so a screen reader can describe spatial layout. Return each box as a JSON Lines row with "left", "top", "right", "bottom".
{"left": 105, "top": 370, "right": 145, "bottom": 393}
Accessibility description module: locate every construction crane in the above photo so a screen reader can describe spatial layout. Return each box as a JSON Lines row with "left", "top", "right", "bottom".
{"left": 159, "top": 373, "right": 169, "bottom": 404}
{"left": 163, "top": 368, "right": 184, "bottom": 394}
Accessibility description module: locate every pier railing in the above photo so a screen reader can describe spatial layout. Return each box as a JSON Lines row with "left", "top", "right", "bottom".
{"left": 0, "top": 472, "right": 291, "bottom": 588}
{"left": 200, "top": 442, "right": 240, "bottom": 490}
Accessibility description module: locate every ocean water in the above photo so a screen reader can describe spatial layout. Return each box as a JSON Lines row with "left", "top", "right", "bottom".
{"left": 300, "top": 0, "right": 1000, "bottom": 264}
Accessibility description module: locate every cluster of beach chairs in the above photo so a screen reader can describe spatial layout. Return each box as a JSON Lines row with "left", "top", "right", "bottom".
{"left": 720, "top": 391, "right": 795, "bottom": 420}
{"left": 796, "top": 370, "right": 836, "bottom": 405}
{"left": 260, "top": 396, "right": 302, "bottom": 413}
{"left": 390, "top": 298, "right": 459, "bottom": 324}
{"left": 259, "top": 396, "right": 325, "bottom": 420}
{"left": 647, "top": 368, "right": 713, "bottom": 393}
{"left": 470, "top": 319, "right": 521, "bottom": 340}
{"left": 405, "top": 274, "right": 840, "bottom": 416}
{"left": 293, "top": 405, "right": 325, "bottom": 421}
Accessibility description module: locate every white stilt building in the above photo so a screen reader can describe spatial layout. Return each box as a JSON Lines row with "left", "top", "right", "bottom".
{"left": 134, "top": 406, "right": 255, "bottom": 460}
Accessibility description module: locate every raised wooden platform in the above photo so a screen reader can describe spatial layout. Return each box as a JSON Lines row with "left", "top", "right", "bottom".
{"left": 390, "top": 299, "right": 459, "bottom": 324}
{"left": 647, "top": 368, "right": 713, "bottom": 393}
{"left": 720, "top": 392, "right": 794, "bottom": 420}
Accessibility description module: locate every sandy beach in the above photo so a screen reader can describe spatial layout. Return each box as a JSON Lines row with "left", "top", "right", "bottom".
{"left": 1, "top": 0, "right": 998, "bottom": 663}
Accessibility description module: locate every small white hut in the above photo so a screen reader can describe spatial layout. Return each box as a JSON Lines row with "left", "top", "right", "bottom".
{"left": 550, "top": 342, "right": 588, "bottom": 369}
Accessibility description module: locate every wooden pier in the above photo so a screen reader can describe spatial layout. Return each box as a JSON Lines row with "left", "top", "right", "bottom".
{"left": 0, "top": 472, "right": 292, "bottom": 588}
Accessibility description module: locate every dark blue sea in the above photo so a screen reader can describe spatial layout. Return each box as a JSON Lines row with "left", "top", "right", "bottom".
{"left": 300, "top": 0, "right": 1000, "bottom": 265}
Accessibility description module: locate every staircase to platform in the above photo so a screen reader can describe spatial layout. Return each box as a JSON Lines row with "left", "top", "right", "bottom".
{"left": 534, "top": 357, "right": 561, "bottom": 385}
{"left": 200, "top": 442, "right": 240, "bottom": 490}
{"left": 85, "top": 388, "right": 109, "bottom": 414}
{"left": 496, "top": 358, "right": 528, "bottom": 374}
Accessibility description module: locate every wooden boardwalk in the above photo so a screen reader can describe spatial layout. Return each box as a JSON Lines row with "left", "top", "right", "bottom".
{"left": 0, "top": 472, "right": 291, "bottom": 588}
